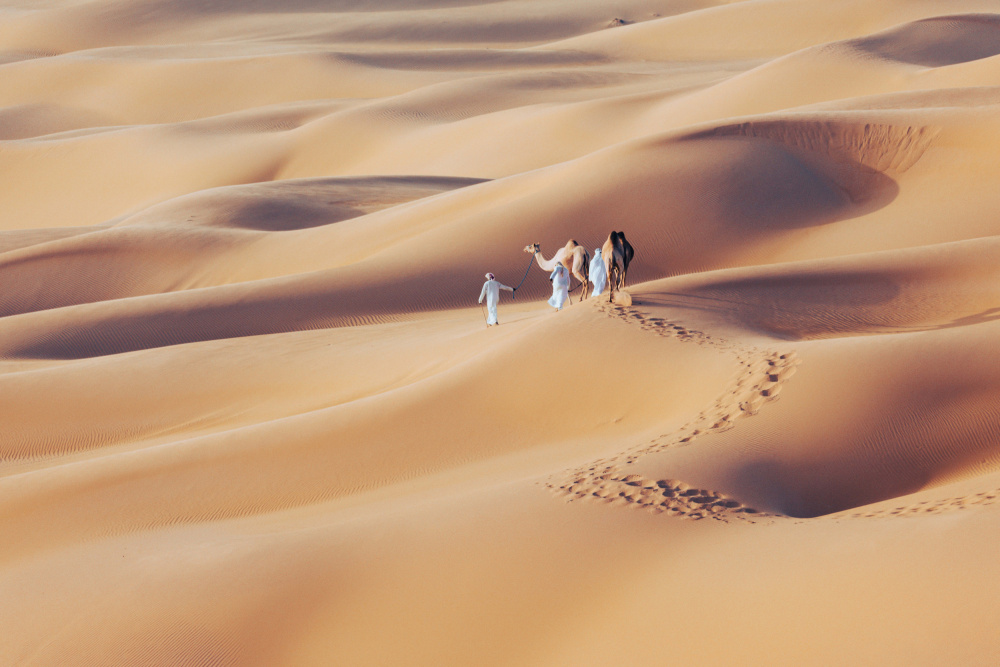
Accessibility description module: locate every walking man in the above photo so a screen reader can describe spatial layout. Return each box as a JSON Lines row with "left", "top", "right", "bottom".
{"left": 479, "top": 272, "right": 514, "bottom": 326}
{"left": 548, "top": 265, "right": 569, "bottom": 310}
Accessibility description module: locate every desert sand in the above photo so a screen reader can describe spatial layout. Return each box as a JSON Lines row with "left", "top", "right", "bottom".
{"left": 4, "top": 0, "right": 1000, "bottom": 664}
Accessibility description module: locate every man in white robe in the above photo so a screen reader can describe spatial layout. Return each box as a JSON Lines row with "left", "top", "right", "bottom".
{"left": 548, "top": 265, "right": 569, "bottom": 310}
{"left": 479, "top": 272, "right": 514, "bottom": 325}
{"left": 589, "top": 247, "right": 607, "bottom": 297}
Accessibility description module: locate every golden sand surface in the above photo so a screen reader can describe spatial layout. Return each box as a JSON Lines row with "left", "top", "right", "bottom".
{"left": 4, "top": 1, "right": 1000, "bottom": 664}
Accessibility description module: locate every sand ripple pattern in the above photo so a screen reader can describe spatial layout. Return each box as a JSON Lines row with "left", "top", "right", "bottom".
{"left": 547, "top": 299, "right": 801, "bottom": 522}
{"left": 844, "top": 489, "right": 1000, "bottom": 520}
{"left": 703, "top": 121, "right": 939, "bottom": 175}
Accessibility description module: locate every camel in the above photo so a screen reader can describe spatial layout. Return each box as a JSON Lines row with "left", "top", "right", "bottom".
{"left": 616, "top": 230, "right": 635, "bottom": 286}
{"left": 602, "top": 231, "right": 635, "bottom": 301}
{"left": 524, "top": 241, "right": 590, "bottom": 301}
{"left": 601, "top": 234, "right": 623, "bottom": 302}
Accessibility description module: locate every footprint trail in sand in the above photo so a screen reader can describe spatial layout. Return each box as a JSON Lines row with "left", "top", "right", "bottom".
{"left": 547, "top": 298, "right": 801, "bottom": 522}
{"left": 551, "top": 298, "right": 1000, "bottom": 524}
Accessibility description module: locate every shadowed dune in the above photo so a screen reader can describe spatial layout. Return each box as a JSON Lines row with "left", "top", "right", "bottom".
{"left": 548, "top": 0, "right": 1000, "bottom": 60}
{"left": 115, "top": 175, "right": 490, "bottom": 231}
{"left": 654, "top": 237, "right": 1000, "bottom": 340}
{"left": 336, "top": 47, "right": 604, "bottom": 71}
{"left": 0, "top": 225, "right": 111, "bottom": 255}
{"left": 698, "top": 120, "right": 938, "bottom": 176}
{"left": 121, "top": 0, "right": 512, "bottom": 14}
{"left": 0, "top": 176, "right": 487, "bottom": 318}
{"left": 627, "top": 315, "right": 1000, "bottom": 518}
{"left": 0, "top": 104, "right": 116, "bottom": 140}
{"left": 1, "top": 113, "right": 932, "bottom": 321}
{"left": 851, "top": 14, "right": 1000, "bottom": 67}
{"left": 615, "top": 236, "right": 1000, "bottom": 517}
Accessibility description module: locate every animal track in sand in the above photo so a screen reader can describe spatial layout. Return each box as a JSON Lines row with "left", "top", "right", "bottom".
{"left": 551, "top": 475, "right": 760, "bottom": 521}
{"left": 546, "top": 299, "right": 802, "bottom": 523}
{"left": 844, "top": 489, "right": 1000, "bottom": 520}
{"left": 550, "top": 299, "right": 999, "bottom": 523}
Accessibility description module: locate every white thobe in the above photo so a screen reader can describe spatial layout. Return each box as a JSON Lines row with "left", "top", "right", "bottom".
{"left": 589, "top": 249, "right": 607, "bottom": 296}
{"left": 479, "top": 279, "right": 513, "bottom": 325}
{"left": 548, "top": 266, "right": 569, "bottom": 310}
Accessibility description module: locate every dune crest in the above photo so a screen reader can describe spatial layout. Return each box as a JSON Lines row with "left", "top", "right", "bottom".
{"left": 851, "top": 13, "right": 1000, "bottom": 67}
{"left": 700, "top": 119, "right": 939, "bottom": 175}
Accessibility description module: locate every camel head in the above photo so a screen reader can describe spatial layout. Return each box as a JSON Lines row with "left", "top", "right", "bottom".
{"left": 524, "top": 243, "right": 540, "bottom": 255}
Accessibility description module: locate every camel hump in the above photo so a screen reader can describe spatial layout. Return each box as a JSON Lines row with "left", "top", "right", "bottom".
{"left": 568, "top": 239, "right": 579, "bottom": 246}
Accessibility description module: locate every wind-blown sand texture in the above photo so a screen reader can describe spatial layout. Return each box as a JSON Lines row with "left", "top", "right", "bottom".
{"left": 4, "top": 0, "right": 1000, "bottom": 664}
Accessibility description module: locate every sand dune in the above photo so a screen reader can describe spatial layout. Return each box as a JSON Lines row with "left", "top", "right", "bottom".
{"left": 608, "top": 242, "right": 1000, "bottom": 517}
{"left": 661, "top": 236, "right": 1000, "bottom": 339}
{"left": 852, "top": 13, "right": 1000, "bottom": 66}
{"left": 0, "top": 176, "right": 486, "bottom": 317}
{"left": 5, "top": 0, "right": 1000, "bottom": 664}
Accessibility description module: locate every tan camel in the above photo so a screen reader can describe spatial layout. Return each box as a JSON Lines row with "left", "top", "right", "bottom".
{"left": 602, "top": 231, "right": 635, "bottom": 301}
{"left": 524, "top": 241, "right": 590, "bottom": 301}
{"left": 601, "top": 233, "right": 623, "bottom": 302}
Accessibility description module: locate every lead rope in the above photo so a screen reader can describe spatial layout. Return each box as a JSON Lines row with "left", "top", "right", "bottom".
{"left": 513, "top": 253, "right": 536, "bottom": 293}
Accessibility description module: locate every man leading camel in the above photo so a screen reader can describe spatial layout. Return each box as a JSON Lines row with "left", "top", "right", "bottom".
{"left": 478, "top": 272, "right": 514, "bottom": 326}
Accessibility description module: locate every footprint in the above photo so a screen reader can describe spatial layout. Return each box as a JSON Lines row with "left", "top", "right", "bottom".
{"left": 843, "top": 486, "right": 1000, "bottom": 520}
{"left": 548, "top": 306, "right": 798, "bottom": 523}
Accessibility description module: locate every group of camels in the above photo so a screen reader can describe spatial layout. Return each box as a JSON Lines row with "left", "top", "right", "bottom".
{"left": 523, "top": 231, "right": 634, "bottom": 302}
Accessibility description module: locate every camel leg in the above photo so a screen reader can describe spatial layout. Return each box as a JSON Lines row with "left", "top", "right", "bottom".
{"left": 574, "top": 269, "right": 588, "bottom": 300}
{"left": 574, "top": 254, "right": 589, "bottom": 300}
{"left": 603, "top": 258, "right": 613, "bottom": 303}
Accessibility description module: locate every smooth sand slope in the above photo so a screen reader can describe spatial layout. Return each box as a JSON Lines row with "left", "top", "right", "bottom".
{"left": 4, "top": 0, "right": 1000, "bottom": 664}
